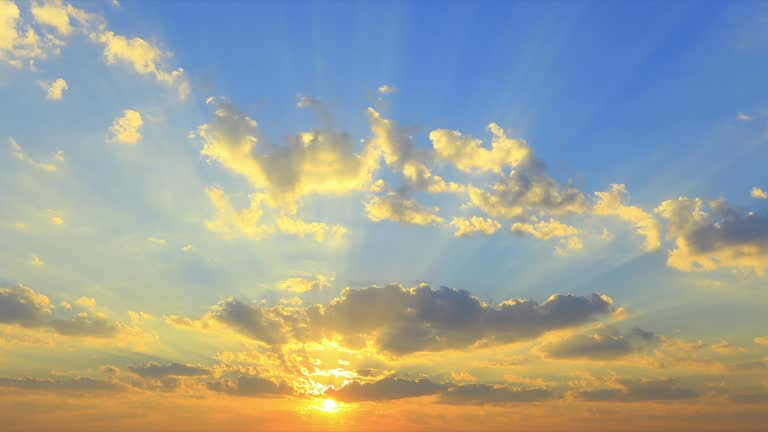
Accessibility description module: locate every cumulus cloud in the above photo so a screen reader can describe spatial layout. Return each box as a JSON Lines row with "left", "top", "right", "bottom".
{"left": 199, "top": 99, "right": 380, "bottom": 213}
{"left": 0, "top": 0, "right": 63, "bottom": 68}
{"left": 450, "top": 216, "right": 501, "bottom": 237}
{"left": 92, "top": 31, "right": 189, "bottom": 99}
{"left": 511, "top": 218, "right": 580, "bottom": 240}
{"left": 364, "top": 192, "right": 444, "bottom": 225}
{"left": 655, "top": 197, "right": 768, "bottom": 273}
{"left": 276, "top": 216, "right": 347, "bottom": 246}
{"left": 0, "top": 284, "right": 53, "bottom": 324}
{"left": 204, "top": 187, "right": 274, "bottom": 240}
{"left": 367, "top": 108, "right": 462, "bottom": 193}
{"left": 751, "top": 187, "right": 768, "bottom": 200}
{"left": 576, "top": 378, "right": 697, "bottom": 402}
{"left": 593, "top": 184, "right": 661, "bottom": 251}
{"left": 175, "top": 284, "right": 615, "bottom": 355}
{"left": 9, "top": 138, "right": 63, "bottom": 172}
{"left": 542, "top": 326, "right": 658, "bottom": 360}
{"left": 430, "top": 123, "right": 530, "bottom": 175}
{"left": 276, "top": 274, "right": 332, "bottom": 294}
{"left": 38, "top": 77, "right": 68, "bottom": 100}
{"left": 0, "top": 283, "right": 137, "bottom": 339}
{"left": 109, "top": 109, "right": 143, "bottom": 144}
{"left": 467, "top": 170, "right": 588, "bottom": 219}
{"left": 30, "top": 0, "right": 95, "bottom": 36}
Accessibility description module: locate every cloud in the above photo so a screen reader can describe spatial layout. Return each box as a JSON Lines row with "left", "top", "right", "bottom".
{"left": 30, "top": 0, "right": 95, "bottom": 36}
{"left": 437, "top": 383, "right": 556, "bottom": 405}
{"left": 554, "top": 236, "right": 584, "bottom": 256}
{"left": 9, "top": 138, "right": 63, "bottom": 172}
{"left": 147, "top": 237, "right": 167, "bottom": 246}
{"left": 199, "top": 99, "right": 380, "bottom": 212}
{"left": 377, "top": 85, "right": 397, "bottom": 94}
{"left": 364, "top": 192, "right": 444, "bottom": 225}
{"left": 325, "top": 377, "right": 441, "bottom": 402}
{"left": 511, "top": 218, "right": 580, "bottom": 240}
{"left": 467, "top": 170, "right": 588, "bottom": 219}
{"left": 109, "top": 109, "right": 143, "bottom": 144}
{"left": 542, "top": 327, "right": 658, "bottom": 360}
{"left": 0, "top": 285, "right": 53, "bottom": 324}
{"left": 204, "top": 187, "right": 274, "bottom": 240}
{"left": 207, "top": 375, "right": 294, "bottom": 397}
{"left": 276, "top": 275, "right": 332, "bottom": 294}
{"left": 593, "top": 184, "right": 661, "bottom": 251}
{"left": 430, "top": 123, "right": 530, "bottom": 175}
{"left": 276, "top": 216, "right": 347, "bottom": 246}
{"left": 755, "top": 336, "right": 768, "bottom": 345}
{"left": 30, "top": 255, "right": 44, "bottom": 267}
{"left": 0, "top": 0, "right": 63, "bottom": 68}
{"left": 575, "top": 378, "right": 698, "bottom": 402}
{"left": 324, "top": 377, "right": 555, "bottom": 405}
{"left": 127, "top": 362, "right": 212, "bottom": 379}
{"left": 751, "top": 187, "right": 768, "bottom": 200}
{"left": 182, "top": 284, "right": 615, "bottom": 355}
{"left": 92, "top": 31, "right": 189, "bottom": 99}
{"left": 737, "top": 113, "right": 753, "bottom": 121}
{"left": 0, "top": 376, "right": 123, "bottom": 393}
{"left": 38, "top": 77, "right": 68, "bottom": 100}
{"left": 367, "top": 108, "right": 461, "bottom": 193}
{"left": 450, "top": 216, "right": 501, "bottom": 237}
{"left": 655, "top": 197, "right": 768, "bottom": 273}
{"left": 0, "top": 283, "right": 138, "bottom": 339}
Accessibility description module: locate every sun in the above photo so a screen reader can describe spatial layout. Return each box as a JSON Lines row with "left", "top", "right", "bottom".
{"left": 319, "top": 398, "right": 339, "bottom": 413}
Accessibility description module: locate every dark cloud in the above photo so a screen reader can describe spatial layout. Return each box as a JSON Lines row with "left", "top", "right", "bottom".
{"left": 128, "top": 362, "right": 212, "bottom": 379}
{"left": 207, "top": 375, "right": 294, "bottom": 397}
{"left": 0, "top": 377, "right": 124, "bottom": 393}
{"left": 325, "top": 377, "right": 442, "bottom": 402}
{"left": 324, "top": 377, "right": 556, "bottom": 405}
{"left": 200, "top": 284, "right": 615, "bottom": 355}
{"left": 576, "top": 379, "right": 697, "bottom": 402}
{"left": 543, "top": 327, "right": 658, "bottom": 360}
{"left": 0, "top": 285, "right": 52, "bottom": 324}
{"left": 656, "top": 198, "right": 768, "bottom": 272}
{"left": 0, "top": 284, "right": 130, "bottom": 339}
{"left": 47, "top": 313, "right": 121, "bottom": 338}
{"left": 469, "top": 167, "right": 588, "bottom": 219}
{"left": 438, "top": 384, "right": 556, "bottom": 405}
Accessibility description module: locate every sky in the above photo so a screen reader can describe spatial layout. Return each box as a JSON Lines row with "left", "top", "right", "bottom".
{"left": 1, "top": 0, "right": 768, "bottom": 430}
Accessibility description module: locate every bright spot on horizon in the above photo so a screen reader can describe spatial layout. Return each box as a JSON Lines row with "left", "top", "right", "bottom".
{"left": 319, "top": 398, "right": 339, "bottom": 413}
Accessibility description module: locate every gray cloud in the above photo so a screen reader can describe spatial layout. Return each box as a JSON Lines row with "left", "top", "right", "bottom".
{"left": 576, "top": 379, "right": 697, "bottom": 402}
{"left": 0, "top": 377, "right": 124, "bottom": 393}
{"left": 207, "top": 375, "right": 294, "bottom": 397}
{"left": 325, "top": 377, "right": 442, "bottom": 402}
{"left": 0, "top": 285, "right": 53, "bottom": 324}
{"left": 543, "top": 327, "right": 658, "bottom": 360}
{"left": 324, "top": 377, "right": 555, "bottom": 405}
{"left": 200, "top": 284, "right": 615, "bottom": 355}
{"left": 128, "top": 362, "right": 212, "bottom": 379}
{"left": 438, "top": 384, "right": 556, "bottom": 405}
{"left": 0, "top": 284, "right": 129, "bottom": 339}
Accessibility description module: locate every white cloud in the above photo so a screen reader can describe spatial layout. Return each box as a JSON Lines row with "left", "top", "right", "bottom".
{"left": 109, "top": 109, "right": 143, "bottom": 144}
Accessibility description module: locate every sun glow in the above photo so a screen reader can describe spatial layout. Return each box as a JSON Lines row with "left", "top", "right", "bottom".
{"left": 318, "top": 398, "right": 339, "bottom": 413}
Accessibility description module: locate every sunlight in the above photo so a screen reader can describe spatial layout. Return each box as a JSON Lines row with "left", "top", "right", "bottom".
{"left": 317, "top": 398, "right": 340, "bottom": 414}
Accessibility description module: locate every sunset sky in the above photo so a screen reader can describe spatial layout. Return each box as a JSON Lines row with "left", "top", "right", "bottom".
{"left": 2, "top": 0, "right": 768, "bottom": 430}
